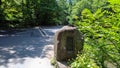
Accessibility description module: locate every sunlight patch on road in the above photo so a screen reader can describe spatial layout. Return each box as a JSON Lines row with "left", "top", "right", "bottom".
{"left": 0, "top": 57, "right": 53, "bottom": 68}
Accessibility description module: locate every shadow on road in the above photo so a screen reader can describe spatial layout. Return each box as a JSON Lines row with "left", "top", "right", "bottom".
{"left": 0, "top": 26, "right": 61, "bottom": 67}
{"left": 0, "top": 29, "right": 27, "bottom": 37}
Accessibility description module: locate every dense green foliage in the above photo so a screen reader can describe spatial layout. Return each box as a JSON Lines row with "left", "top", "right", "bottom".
{"left": 0, "top": 0, "right": 68, "bottom": 28}
{"left": 69, "top": 0, "right": 120, "bottom": 68}
{"left": 0, "top": 0, "right": 120, "bottom": 68}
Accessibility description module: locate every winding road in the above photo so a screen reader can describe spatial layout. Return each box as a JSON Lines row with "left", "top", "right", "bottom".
{"left": 0, "top": 26, "right": 62, "bottom": 68}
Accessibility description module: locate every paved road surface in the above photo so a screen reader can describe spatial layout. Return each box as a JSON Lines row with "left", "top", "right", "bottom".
{"left": 0, "top": 26, "right": 62, "bottom": 68}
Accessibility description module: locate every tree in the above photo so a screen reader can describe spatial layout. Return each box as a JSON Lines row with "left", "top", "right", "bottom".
{"left": 36, "top": 0, "right": 59, "bottom": 25}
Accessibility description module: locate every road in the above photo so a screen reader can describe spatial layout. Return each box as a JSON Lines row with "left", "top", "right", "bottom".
{"left": 0, "top": 26, "right": 62, "bottom": 68}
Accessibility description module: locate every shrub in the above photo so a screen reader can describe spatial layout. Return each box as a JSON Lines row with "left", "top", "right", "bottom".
{"left": 70, "top": 0, "right": 120, "bottom": 68}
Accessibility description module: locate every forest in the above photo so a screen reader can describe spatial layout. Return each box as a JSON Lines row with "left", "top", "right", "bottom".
{"left": 0, "top": 0, "right": 120, "bottom": 68}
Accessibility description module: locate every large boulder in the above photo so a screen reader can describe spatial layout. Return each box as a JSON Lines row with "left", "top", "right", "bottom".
{"left": 54, "top": 26, "right": 84, "bottom": 61}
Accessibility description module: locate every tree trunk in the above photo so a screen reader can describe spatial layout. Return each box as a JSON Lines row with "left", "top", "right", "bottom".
{"left": 0, "top": 0, "right": 1, "bottom": 5}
